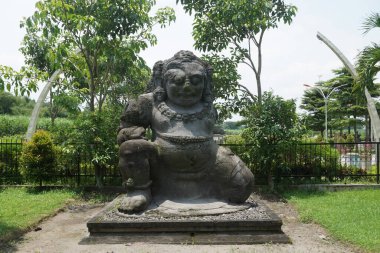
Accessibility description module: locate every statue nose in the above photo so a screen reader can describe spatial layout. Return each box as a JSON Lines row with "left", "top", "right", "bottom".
{"left": 183, "top": 78, "right": 191, "bottom": 90}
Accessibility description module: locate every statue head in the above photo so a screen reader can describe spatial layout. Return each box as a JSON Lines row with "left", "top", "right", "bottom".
{"left": 150, "top": 51, "right": 213, "bottom": 105}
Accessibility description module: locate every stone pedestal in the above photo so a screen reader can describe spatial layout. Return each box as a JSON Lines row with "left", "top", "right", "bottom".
{"left": 82, "top": 195, "right": 290, "bottom": 245}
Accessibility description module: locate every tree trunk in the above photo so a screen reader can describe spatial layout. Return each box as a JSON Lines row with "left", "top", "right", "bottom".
{"left": 267, "top": 172, "right": 274, "bottom": 192}
{"left": 256, "top": 74, "right": 262, "bottom": 104}
{"left": 94, "top": 163, "right": 104, "bottom": 188}
{"left": 368, "top": 118, "right": 372, "bottom": 141}
{"left": 90, "top": 78, "right": 95, "bottom": 112}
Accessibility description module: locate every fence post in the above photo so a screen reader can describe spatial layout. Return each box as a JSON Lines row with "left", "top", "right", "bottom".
{"left": 377, "top": 143, "right": 379, "bottom": 184}
{"left": 76, "top": 151, "right": 81, "bottom": 187}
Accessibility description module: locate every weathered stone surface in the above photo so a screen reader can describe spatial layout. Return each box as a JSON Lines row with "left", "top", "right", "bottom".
{"left": 81, "top": 232, "right": 290, "bottom": 245}
{"left": 116, "top": 51, "right": 254, "bottom": 213}
{"left": 86, "top": 51, "right": 288, "bottom": 244}
{"left": 85, "top": 196, "right": 290, "bottom": 244}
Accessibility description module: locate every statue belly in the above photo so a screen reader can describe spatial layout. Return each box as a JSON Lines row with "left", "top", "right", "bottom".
{"left": 151, "top": 137, "right": 218, "bottom": 200}
{"left": 155, "top": 137, "right": 216, "bottom": 175}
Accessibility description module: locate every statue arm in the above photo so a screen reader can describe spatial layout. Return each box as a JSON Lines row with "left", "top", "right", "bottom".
{"left": 117, "top": 94, "right": 153, "bottom": 145}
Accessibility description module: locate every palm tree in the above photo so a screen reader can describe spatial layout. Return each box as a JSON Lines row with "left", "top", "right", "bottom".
{"left": 356, "top": 13, "right": 380, "bottom": 92}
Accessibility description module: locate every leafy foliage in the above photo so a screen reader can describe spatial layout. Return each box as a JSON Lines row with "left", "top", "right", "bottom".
{"left": 0, "top": 115, "right": 74, "bottom": 138}
{"left": 20, "top": 130, "right": 57, "bottom": 185}
{"left": 239, "top": 92, "right": 303, "bottom": 185}
{"left": 0, "top": 92, "right": 35, "bottom": 115}
{"left": 0, "top": 65, "right": 47, "bottom": 96}
{"left": 361, "top": 12, "right": 380, "bottom": 35}
{"left": 300, "top": 86, "right": 326, "bottom": 135}
{"left": 17, "top": 0, "right": 175, "bottom": 112}
{"left": 355, "top": 12, "right": 380, "bottom": 97}
{"left": 301, "top": 68, "right": 379, "bottom": 139}
{"left": 179, "top": 0, "right": 297, "bottom": 104}
{"left": 201, "top": 54, "right": 255, "bottom": 120}
{"left": 356, "top": 43, "right": 380, "bottom": 91}
{"left": 60, "top": 105, "right": 123, "bottom": 187}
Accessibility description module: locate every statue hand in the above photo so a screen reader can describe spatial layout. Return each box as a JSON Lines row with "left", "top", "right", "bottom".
{"left": 129, "top": 127, "right": 146, "bottom": 139}
{"left": 117, "top": 127, "right": 146, "bottom": 145}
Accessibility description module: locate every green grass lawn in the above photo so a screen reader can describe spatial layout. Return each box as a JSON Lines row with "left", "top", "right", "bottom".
{"left": 284, "top": 189, "right": 380, "bottom": 252}
{"left": 0, "top": 187, "right": 77, "bottom": 241}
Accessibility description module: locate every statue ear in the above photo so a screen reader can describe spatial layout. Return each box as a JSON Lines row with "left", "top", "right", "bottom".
{"left": 146, "top": 61, "right": 164, "bottom": 93}
{"left": 203, "top": 66, "right": 214, "bottom": 102}
{"left": 152, "top": 61, "right": 164, "bottom": 89}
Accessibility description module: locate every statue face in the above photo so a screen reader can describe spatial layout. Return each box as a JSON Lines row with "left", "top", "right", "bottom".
{"left": 165, "top": 62, "right": 205, "bottom": 107}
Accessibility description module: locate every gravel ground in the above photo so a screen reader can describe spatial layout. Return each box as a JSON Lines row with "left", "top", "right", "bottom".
{"left": 100, "top": 197, "right": 271, "bottom": 222}
{"left": 4, "top": 193, "right": 362, "bottom": 253}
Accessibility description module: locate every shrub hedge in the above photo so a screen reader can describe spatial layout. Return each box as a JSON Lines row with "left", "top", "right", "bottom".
{"left": 20, "top": 130, "right": 57, "bottom": 185}
{"left": 0, "top": 115, "right": 74, "bottom": 138}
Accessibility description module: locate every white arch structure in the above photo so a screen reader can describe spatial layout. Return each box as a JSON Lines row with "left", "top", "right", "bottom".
{"left": 317, "top": 32, "right": 380, "bottom": 141}
{"left": 26, "top": 69, "right": 63, "bottom": 140}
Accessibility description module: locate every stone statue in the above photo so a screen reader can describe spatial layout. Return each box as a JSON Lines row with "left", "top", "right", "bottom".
{"left": 117, "top": 51, "right": 254, "bottom": 214}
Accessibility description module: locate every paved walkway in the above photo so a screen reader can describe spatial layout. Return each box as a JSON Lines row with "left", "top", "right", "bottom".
{"left": 8, "top": 194, "right": 360, "bottom": 253}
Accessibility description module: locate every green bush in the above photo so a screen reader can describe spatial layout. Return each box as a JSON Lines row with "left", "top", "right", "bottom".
{"left": 20, "top": 130, "right": 56, "bottom": 185}
{"left": 240, "top": 92, "right": 304, "bottom": 186}
{"left": 0, "top": 115, "right": 74, "bottom": 139}
{"left": 0, "top": 115, "right": 29, "bottom": 136}
{"left": 223, "top": 134, "right": 253, "bottom": 169}
{"left": 43, "top": 118, "right": 75, "bottom": 144}
{"left": 61, "top": 106, "right": 122, "bottom": 187}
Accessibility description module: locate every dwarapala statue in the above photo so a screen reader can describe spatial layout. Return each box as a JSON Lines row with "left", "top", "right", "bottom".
{"left": 117, "top": 51, "right": 254, "bottom": 213}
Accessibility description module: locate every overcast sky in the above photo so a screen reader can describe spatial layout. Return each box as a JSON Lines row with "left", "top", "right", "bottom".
{"left": 0, "top": 0, "right": 379, "bottom": 114}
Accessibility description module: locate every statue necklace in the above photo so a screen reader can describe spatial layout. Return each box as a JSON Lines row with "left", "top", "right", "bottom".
{"left": 156, "top": 101, "right": 213, "bottom": 122}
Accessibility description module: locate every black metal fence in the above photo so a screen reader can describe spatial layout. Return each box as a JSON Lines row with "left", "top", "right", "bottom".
{"left": 0, "top": 139, "right": 23, "bottom": 184}
{"left": 1, "top": 139, "right": 379, "bottom": 186}
{"left": 277, "top": 142, "right": 379, "bottom": 184}
{"left": 223, "top": 141, "right": 380, "bottom": 184}
{"left": 0, "top": 139, "right": 121, "bottom": 186}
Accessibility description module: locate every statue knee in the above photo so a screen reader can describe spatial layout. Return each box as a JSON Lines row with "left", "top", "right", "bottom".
{"left": 214, "top": 147, "right": 254, "bottom": 203}
{"left": 118, "top": 139, "right": 157, "bottom": 189}
{"left": 227, "top": 161, "right": 254, "bottom": 203}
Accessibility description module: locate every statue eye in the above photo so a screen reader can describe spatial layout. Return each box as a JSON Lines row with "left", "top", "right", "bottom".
{"left": 165, "top": 69, "right": 185, "bottom": 85}
{"left": 174, "top": 76, "right": 185, "bottom": 84}
{"left": 190, "top": 75, "right": 203, "bottom": 85}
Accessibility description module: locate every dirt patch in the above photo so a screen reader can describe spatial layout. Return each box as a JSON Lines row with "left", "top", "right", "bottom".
{"left": 6, "top": 193, "right": 362, "bottom": 253}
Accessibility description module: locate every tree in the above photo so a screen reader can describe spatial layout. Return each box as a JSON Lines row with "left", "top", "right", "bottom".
{"left": 324, "top": 68, "right": 370, "bottom": 139}
{"left": 241, "top": 91, "right": 303, "bottom": 189}
{"left": 17, "top": 0, "right": 175, "bottom": 188}
{"left": 20, "top": 0, "right": 175, "bottom": 112}
{"left": 301, "top": 68, "right": 379, "bottom": 140}
{"left": 200, "top": 54, "right": 254, "bottom": 120}
{"left": 355, "top": 12, "right": 380, "bottom": 95}
{"left": 0, "top": 65, "right": 44, "bottom": 96}
{"left": 0, "top": 92, "right": 17, "bottom": 114}
{"left": 178, "top": 0, "right": 297, "bottom": 104}
{"left": 0, "top": 91, "right": 36, "bottom": 115}
{"left": 45, "top": 88, "right": 81, "bottom": 125}
{"left": 300, "top": 86, "right": 326, "bottom": 136}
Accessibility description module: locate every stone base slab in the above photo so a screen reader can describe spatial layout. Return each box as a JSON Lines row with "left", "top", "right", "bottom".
{"left": 81, "top": 231, "right": 290, "bottom": 245}
{"left": 84, "top": 196, "right": 290, "bottom": 244}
